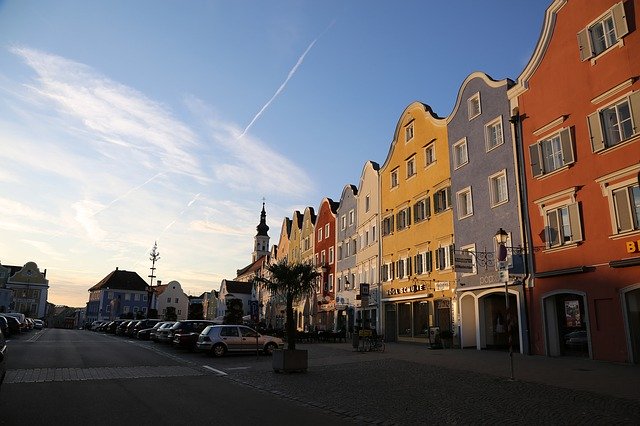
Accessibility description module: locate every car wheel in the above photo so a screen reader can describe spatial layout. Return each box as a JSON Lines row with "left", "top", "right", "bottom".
{"left": 211, "top": 343, "right": 226, "bottom": 357}
{"left": 263, "top": 342, "right": 277, "bottom": 356}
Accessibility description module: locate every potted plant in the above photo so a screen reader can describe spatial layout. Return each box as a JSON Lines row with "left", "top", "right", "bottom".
{"left": 255, "top": 260, "right": 319, "bottom": 373}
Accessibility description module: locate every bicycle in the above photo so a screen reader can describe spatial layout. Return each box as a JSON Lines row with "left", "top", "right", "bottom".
{"left": 363, "top": 335, "right": 385, "bottom": 352}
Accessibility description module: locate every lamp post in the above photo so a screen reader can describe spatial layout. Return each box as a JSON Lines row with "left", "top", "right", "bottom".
{"left": 495, "top": 228, "right": 514, "bottom": 380}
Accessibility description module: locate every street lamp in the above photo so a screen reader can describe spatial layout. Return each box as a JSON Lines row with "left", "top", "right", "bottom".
{"left": 495, "top": 228, "right": 514, "bottom": 380}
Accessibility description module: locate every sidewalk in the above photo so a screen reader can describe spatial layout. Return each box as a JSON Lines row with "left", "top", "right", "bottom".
{"left": 311, "top": 341, "right": 640, "bottom": 402}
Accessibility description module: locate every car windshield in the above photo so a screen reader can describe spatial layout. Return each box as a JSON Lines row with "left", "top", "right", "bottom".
{"left": 201, "top": 325, "right": 213, "bottom": 335}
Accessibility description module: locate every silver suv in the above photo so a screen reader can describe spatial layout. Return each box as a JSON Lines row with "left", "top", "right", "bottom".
{"left": 196, "top": 325, "right": 284, "bottom": 357}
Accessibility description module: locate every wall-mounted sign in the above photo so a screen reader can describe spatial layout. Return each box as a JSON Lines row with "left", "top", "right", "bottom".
{"left": 434, "top": 282, "right": 450, "bottom": 292}
{"left": 454, "top": 252, "right": 474, "bottom": 273}
{"left": 386, "top": 283, "right": 428, "bottom": 296}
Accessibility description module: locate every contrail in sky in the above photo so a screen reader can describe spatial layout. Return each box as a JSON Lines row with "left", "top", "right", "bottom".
{"left": 91, "top": 172, "right": 164, "bottom": 217}
{"left": 238, "top": 19, "right": 336, "bottom": 140}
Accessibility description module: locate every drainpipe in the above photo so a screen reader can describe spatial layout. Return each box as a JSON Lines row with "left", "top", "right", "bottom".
{"left": 510, "top": 108, "right": 534, "bottom": 356}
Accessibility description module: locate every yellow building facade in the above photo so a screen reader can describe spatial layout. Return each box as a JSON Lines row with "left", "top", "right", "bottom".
{"left": 379, "top": 102, "right": 456, "bottom": 343}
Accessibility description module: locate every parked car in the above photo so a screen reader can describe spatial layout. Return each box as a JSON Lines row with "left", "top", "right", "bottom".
{"left": 151, "top": 322, "right": 175, "bottom": 342}
{"left": 3, "top": 313, "right": 27, "bottom": 332}
{"left": 164, "top": 320, "right": 215, "bottom": 345}
{"left": 129, "top": 319, "right": 160, "bottom": 337}
{"left": 196, "top": 325, "right": 284, "bottom": 357}
{"left": 0, "top": 316, "right": 9, "bottom": 338}
{"left": 0, "top": 328, "right": 6, "bottom": 389}
{"left": 137, "top": 321, "right": 166, "bottom": 340}
{"left": 0, "top": 315, "right": 21, "bottom": 336}
{"left": 105, "top": 320, "right": 128, "bottom": 334}
{"left": 33, "top": 319, "right": 44, "bottom": 330}
{"left": 115, "top": 320, "right": 135, "bottom": 336}
{"left": 565, "top": 330, "right": 588, "bottom": 348}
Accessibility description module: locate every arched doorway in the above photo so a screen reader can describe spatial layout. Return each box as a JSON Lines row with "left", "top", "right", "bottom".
{"left": 543, "top": 291, "right": 590, "bottom": 358}
{"left": 459, "top": 294, "right": 477, "bottom": 348}
{"left": 480, "top": 292, "right": 519, "bottom": 351}
{"left": 623, "top": 286, "right": 640, "bottom": 364}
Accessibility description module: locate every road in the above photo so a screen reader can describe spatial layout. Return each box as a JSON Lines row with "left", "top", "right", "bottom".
{"left": 2, "top": 328, "right": 640, "bottom": 425}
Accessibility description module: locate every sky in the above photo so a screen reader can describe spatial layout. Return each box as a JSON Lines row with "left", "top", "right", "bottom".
{"left": 0, "top": 0, "right": 550, "bottom": 307}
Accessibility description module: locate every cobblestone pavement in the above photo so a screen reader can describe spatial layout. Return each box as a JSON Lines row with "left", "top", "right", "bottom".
{"left": 226, "top": 343, "right": 640, "bottom": 425}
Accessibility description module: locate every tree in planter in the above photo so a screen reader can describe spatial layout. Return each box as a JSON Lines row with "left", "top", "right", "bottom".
{"left": 223, "top": 299, "right": 244, "bottom": 325}
{"left": 255, "top": 260, "right": 319, "bottom": 351}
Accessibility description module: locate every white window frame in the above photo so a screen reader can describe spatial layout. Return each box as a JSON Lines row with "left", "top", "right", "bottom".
{"left": 530, "top": 128, "right": 575, "bottom": 178}
{"left": 317, "top": 228, "right": 323, "bottom": 242}
{"left": 596, "top": 165, "right": 640, "bottom": 235}
{"left": 453, "top": 138, "right": 468, "bottom": 169}
{"left": 405, "top": 122, "right": 414, "bottom": 142}
{"left": 488, "top": 170, "right": 509, "bottom": 207}
{"left": 365, "top": 195, "right": 370, "bottom": 212}
{"left": 485, "top": 116, "right": 504, "bottom": 152}
{"left": 325, "top": 223, "right": 330, "bottom": 239}
{"left": 391, "top": 169, "right": 399, "bottom": 188}
{"left": 349, "top": 209, "right": 355, "bottom": 226}
{"left": 459, "top": 244, "right": 477, "bottom": 276}
{"left": 425, "top": 144, "right": 436, "bottom": 166}
{"left": 341, "top": 215, "right": 347, "bottom": 230}
{"left": 588, "top": 92, "right": 639, "bottom": 153}
{"left": 406, "top": 155, "right": 416, "bottom": 178}
{"left": 456, "top": 186, "right": 474, "bottom": 219}
{"left": 578, "top": 2, "right": 628, "bottom": 62}
{"left": 329, "top": 247, "right": 334, "bottom": 264}
{"left": 468, "top": 92, "right": 481, "bottom": 120}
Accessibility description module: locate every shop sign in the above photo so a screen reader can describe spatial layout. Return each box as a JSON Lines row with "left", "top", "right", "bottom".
{"left": 386, "top": 283, "right": 428, "bottom": 296}
{"left": 434, "top": 281, "right": 450, "bottom": 291}
{"left": 626, "top": 239, "right": 640, "bottom": 253}
{"left": 318, "top": 301, "right": 335, "bottom": 311}
{"left": 454, "top": 252, "right": 474, "bottom": 273}
{"left": 436, "top": 299, "right": 451, "bottom": 309}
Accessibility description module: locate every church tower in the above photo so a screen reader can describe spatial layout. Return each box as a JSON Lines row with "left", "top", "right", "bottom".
{"left": 253, "top": 202, "right": 270, "bottom": 262}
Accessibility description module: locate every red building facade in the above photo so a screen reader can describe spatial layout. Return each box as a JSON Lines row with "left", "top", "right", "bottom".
{"left": 314, "top": 198, "right": 340, "bottom": 330}
{"left": 510, "top": 0, "right": 640, "bottom": 362}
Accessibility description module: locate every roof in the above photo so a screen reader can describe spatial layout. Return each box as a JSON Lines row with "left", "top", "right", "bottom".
{"left": 153, "top": 284, "right": 168, "bottom": 295}
{"left": 236, "top": 255, "right": 267, "bottom": 278}
{"left": 222, "top": 280, "right": 253, "bottom": 295}
{"left": 88, "top": 268, "right": 148, "bottom": 292}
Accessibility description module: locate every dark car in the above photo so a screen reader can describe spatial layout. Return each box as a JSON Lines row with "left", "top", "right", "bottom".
{"left": 1, "top": 328, "right": 7, "bottom": 389}
{"left": 151, "top": 322, "right": 175, "bottom": 342}
{"left": 105, "top": 320, "right": 128, "bottom": 334}
{"left": 136, "top": 320, "right": 164, "bottom": 340}
{"left": 0, "top": 315, "right": 21, "bottom": 336}
{"left": 129, "top": 319, "right": 160, "bottom": 338}
{"left": 0, "top": 316, "right": 9, "bottom": 338}
{"left": 165, "top": 320, "right": 215, "bottom": 346}
{"left": 115, "top": 320, "right": 135, "bottom": 336}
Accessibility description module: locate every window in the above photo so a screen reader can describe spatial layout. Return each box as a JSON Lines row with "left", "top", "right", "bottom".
{"left": 134, "top": 293, "right": 140, "bottom": 301}
{"left": 341, "top": 215, "right": 346, "bottom": 230}
{"left": 338, "top": 245, "right": 343, "bottom": 260}
{"left": 123, "top": 306, "right": 130, "bottom": 313}
{"left": 406, "top": 156, "right": 416, "bottom": 178}
{"left": 175, "top": 298, "right": 179, "bottom": 303}
{"left": 453, "top": 138, "right": 468, "bottom": 169}
{"left": 365, "top": 230, "right": 369, "bottom": 246}
{"left": 468, "top": 92, "right": 481, "bottom": 119}
{"left": 314, "top": 253, "right": 319, "bottom": 266}
{"left": 365, "top": 195, "right": 370, "bottom": 212}
{"left": 414, "top": 252, "right": 433, "bottom": 275}
{"left": 329, "top": 247, "right": 334, "bottom": 264}
{"left": 588, "top": 93, "right": 639, "bottom": 152}
{"left": 125, "top": 293, "right": 131, "bottom": 301}
{"left": 457, "top": 187, "right": 473, "bottom": 219}
{"left": 372, "top": 225, "right": 376, "bottom": 241}
{"left": 391, "top": 169, "right": 399, "bottom": 188}
{"left": 434, "top": 187, "right": 452, "bottom": 213}
{"left": 397, "top": 259, "right": 405, "bottom": 279}
{"left": 435, "top": 244, "right": 454, "bottom": 270}
{"left": 318, "top": 228, "right": 322, "bottom": 242}
{"left": 396, "top": 207, "right": 411, "bottom": 231}
{"left": 405, "top": 122, "right": 414, "bottom": 142}
{"left": 530, "top": 128, "right": 575, "bottom": 177}
{"left": 345, "top": 241, "right": 350, "bottom": 257}
{"left": 143, "top": 294, "right": 147, "bottom": 301}
{"left": 321, "top": 250, "right": 326, "bottom": 265}
{"left": 545, "top": 203, "right": 583, "bottom": 248}
{"left": 425, "top": 144, "right": 435, "bottom": 166}
{"left": 325, "top": 224, "right": 330, "bottom": 239}
{"left": 349, "top": 209, "right": 355, "bottom": 226}
{"left": 351, "top": 238, "right": 357, "bottom": 255}
{"left": 485, "top": 117, "right": 504, "bottom": 151}
{"left": 381, "top": 262, "right": 395, "bottom": 282}
{"left": 413, "top": 198, "right": 431, "bottom": 223}
{"left": 578, "top": 2, "right": 628, "bottom": 61}
{"left": 489, "top": 171, "right": 508, "bottom": 207}
{"left": 382, "top": 215, "right": 394, "bottom": 236}
{"left": 167, "top": 297, "right": 171, "bottom": 303}
{"left": 133, "top": 306, "right": 139, "bottom": 313}
{"left": 612, "top": 183, "right": 640, "bottom": 233}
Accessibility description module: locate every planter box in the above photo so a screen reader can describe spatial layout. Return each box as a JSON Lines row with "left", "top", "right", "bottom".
{"left": 272, "top": 349, "right": 308, "bottom": 373}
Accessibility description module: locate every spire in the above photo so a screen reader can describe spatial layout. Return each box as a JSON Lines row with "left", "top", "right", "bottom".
{"left": 256, "top": 201, "right": 269, "bottom": 236}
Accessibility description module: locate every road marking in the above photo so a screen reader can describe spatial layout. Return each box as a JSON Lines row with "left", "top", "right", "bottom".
{"left": 4, "top": 365, "right": 204, "bottom": 384}
{"left": 226, "top": 367, "right": 250, "bottom": 371}
{"left": 202, "top": 365, "right": 227, "bottom": 376}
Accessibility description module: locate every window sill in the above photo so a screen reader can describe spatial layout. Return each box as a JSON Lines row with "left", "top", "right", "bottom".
{"left": 485, "top": 141, "right": 505, "bottom": 153}
{"left": 535, "top": 164, "right": 571, "bottom": 181}
{"left": 609, "top": 230, "right": 640, "bottom": 241}
{"left": 589, "top": 38, "right": 624, "bottom": 66}
{"left": 458, "top": 213, "right": 473, "bottom": 220}
{"left": 454, "top": 162, "right": 468, "bottom": 170}
{"left": 595, "top": 134, "right": 639, "bottom": 155}
{"left": 490, "top": 200, "right": 509, "bottom": 209}
{"left": 542, "top": 242, "right": 580, "bottom": 254}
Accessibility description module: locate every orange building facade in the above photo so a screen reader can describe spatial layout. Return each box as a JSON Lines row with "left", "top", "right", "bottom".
{"left": 509, "top": 0, "right": 640, "bottom": 362}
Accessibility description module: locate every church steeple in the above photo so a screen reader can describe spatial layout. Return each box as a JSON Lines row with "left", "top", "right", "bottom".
{"left": 253, "top": 202, "right": 270, "bottom": 262}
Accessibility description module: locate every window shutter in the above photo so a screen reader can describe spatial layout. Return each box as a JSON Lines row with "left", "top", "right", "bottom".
{"left": 568, "top": 202, "right": 583, "bottom": 242}
{"left": 391, "top": 262, "right": 395, "bottom": 280}
{"left": 407, "top": 207, "right": 412, "bottom": 226}
{"left": 577, "top": 29, "right": 592, "bottom": 61}
{"left": 587, "top": 112, "right": 605, "bottom": 152}
{"left": 613, "top": 189, "right": 633, "bottom": 232}
{"left": 413, "top": 203, "right": 420, "bottom": 221}
{"left": 426, "top": 251, "right": 433, "bottom": 272}
{"left": 446, "top": 187, "right": 452, "bottom": 208}
{"left": 629, "top": 91, "right": 640, "bottom": 135}
{"left": 546, "top": 210, "right": 560, "bottom": 247}
{"left": 425, "top": 198, "right": 431, "bottom": 218}
{"left": 560, "top": 128, "right": 575, "bottom": 165}
{"left": 390, "top": 215, "right": 395, "bottom": 232}
{"left": 449, "top": 244, "right": 455, "bottom": 266}
{"left": 529, "top": 144, "right": 543, "bottom": 177}
{"left": 407, "top": 258, "right": 412, "bottom": 276}
{"left": 612, "top": 2, "right": 629, "bottom": 39}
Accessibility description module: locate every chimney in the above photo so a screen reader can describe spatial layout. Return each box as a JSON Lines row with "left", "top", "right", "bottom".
{"left": 157, "top": 280, "right": 162, "bottom": 286}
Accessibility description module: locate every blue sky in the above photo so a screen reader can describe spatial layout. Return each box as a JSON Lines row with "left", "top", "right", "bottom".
{"left": 0, "top": 0, "right": 549, "bottom": 307}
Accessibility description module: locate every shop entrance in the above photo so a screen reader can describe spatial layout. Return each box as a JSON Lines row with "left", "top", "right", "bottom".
{"left": 543, "top": 292, "right": 589, "bottom": 358}
{"left": 624, "top": 287, "right": 640, "bottom": 364}
{"left": 481, "top": 292, "right": 519, "bottom": 351}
